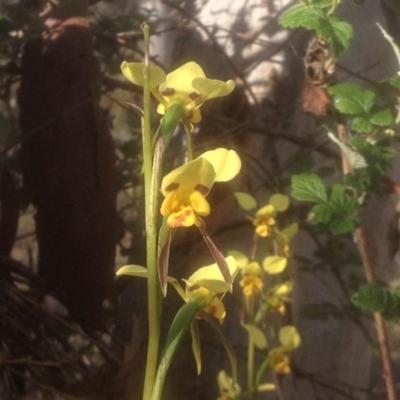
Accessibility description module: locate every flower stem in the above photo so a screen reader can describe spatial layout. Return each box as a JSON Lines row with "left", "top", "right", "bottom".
{"left": 183, "top": 121, "right": 194, "bottom": 161}
{"left": 246, "top": 296, "right": 255, "bottom": 398}
{"left": 141, "top": 22, "right": 162, "bottom": 400}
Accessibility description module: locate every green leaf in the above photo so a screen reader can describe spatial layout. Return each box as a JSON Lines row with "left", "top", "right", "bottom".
{"left": 328, "top": 184, "right": 359, "bottom": 234}
{"left": 322, "top": 17, "right": 353, "bottom": 56}
{"left": 369, "top": 108, "right": 393, "bottom": 127}
{"left": 279, "top": 5, "right": 325, "bottom": 32}
{"left": 352, "top": 283, "right": 387, "bottom": 312}
{"left": 291, "top": 174, "right": 328, "bottom": 203}
{"left": 351, "top": 116, "right": 374, "bottom": 133}
{"left": 309, "top": 203, "right": 332, "bottom": 224}
{"left": 390, "top": 75, "right": 400, "bottom": 90}
{"left": 328, "top": 83, "right": 376, "bottom": 115}
{"left": 153, "top": 300, "right": 200, "bottom": 400}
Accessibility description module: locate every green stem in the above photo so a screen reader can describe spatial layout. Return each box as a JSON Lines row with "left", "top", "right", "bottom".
{"left": 183, "top": 121, "right": 194, "bottom": 161}
{"left": 142, "top": 23, "right": 162, "bottom": 400}
{"left": 246, "top": 296, "right": 255, "bottom": 399}
{"left": 326, "top": 0, "right": 340, "bottom": 17}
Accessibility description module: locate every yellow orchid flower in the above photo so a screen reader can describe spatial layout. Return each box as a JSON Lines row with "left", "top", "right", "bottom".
{"left": 121, "top": 61, "right": 235, "bottom": 123}
{"left": 234, "top": 192, "right": 291, "bottom": 238}
{"left": 159, "top": 148, "right": 241, "bottom": 292}
{"left": 184, "top": 256, "right": 239, "bottom": 323}
{"left": 229, "top": 250, "right": 264, "bottom": 297}
{"left": 253, "top": 194, "right": 290, "bottom": 238}
{"left": 160, "top": 148, "right": 241, "bottom": 228}
{"left": 268, "top": 325, "right": 301, "bottom": 375}
{"left": 240, "top": 261, "right": 264, "bottom": 297}
{"left": 266, "top": 280, "right": 294, "bottom": 314}
{"left": 217, "top": 370, "right": 241, "bottom": 400}
{"left": 269, "top": 349, "right": 292, "bottom": 374}
{"left": 116, "top": 256, "right": 238, "bottom": 323}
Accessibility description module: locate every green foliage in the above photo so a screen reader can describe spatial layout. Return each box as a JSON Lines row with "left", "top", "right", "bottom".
{"left": 352, "top": 283, "right": 400, "bottom": 319}
{"left": 291, "top": 174, "right": 359, "bottom": 234}
{"left": 328, "top": 83, "right": 394, "bottom": 133}
{"left": 279, "top": 4, "right": 353, "bottom": 56}
{"left": 291, "top": 173, "right": 327, "bottom": 203}
{"left": 347, "top": 137, "right": 394, "bottom": 195}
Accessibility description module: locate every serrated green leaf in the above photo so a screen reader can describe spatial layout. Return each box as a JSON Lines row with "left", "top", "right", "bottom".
{"left": 351, "top": 116, "right": 374, "bottom": 133}
{"left": 328, "top": 17, "right": 354, "bottom": 56}
{"left": 328, "top": 184, "right": 359, "bottom": 234}
{"left": 351, "top": 283, "right": 387, "bottom": 312}
{"left": 279, "top": 5, "right": 325, "bottom": 31}
{"left": 328, "top": 83, "right": 376, "bottom": 115}
{"left": 329, "top": 215, "right": 357, "bottom": 234}
{"left": 369, "top": 108, "right": 393, "bottom": 127}
{"left": 309, "top": 203, "right": 332, "bottom": 224}
{"left": 291, "top": 174, "right": 328, "bottom": 203}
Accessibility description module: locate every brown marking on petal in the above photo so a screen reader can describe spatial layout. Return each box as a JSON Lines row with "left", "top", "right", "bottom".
{"left": 186, "top": 110, "right": 194, "bottom": 120}
{"left": 165, "top": 182, "right": 179, "bottom": 192}
{"left": 189, "top": 92, "right": 200, "bottom": 100}
{"left": 161, "top": 87, "right": 175, "bottom": 96}
{"left": 195, "top": 184, "right": 209, "bottom": 195}
{"left": 169, "top": 209, "right": 193, "bottom": 228}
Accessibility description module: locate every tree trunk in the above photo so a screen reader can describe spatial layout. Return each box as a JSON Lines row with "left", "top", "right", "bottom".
{"left": 18, "top": 1, "right": 116, "bottom": 330}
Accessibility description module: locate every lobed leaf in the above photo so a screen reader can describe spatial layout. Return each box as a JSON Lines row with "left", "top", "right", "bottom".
{"left": 291, "top": 174, "right": 328, "bottom": 203}
{"left": 328, "top": 83, "right": 376, "bottom": 115}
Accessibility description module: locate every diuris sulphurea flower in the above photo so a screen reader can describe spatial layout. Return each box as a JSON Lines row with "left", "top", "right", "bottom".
{"left": 121, "top": 61, "right": 235, "bottom": 123}
{"left": 158, "top": 148, "right": 241, "bottom": 294}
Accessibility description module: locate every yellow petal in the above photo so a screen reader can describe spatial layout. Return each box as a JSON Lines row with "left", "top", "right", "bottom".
{"left": 203, "top": 297, "right": 226, "bottom": 323}
{"left": 263, "top": 256, "right": 287, "bottom": 274}
{"left": 161, "top": 157, "right": 216, "bottom": 197}
{"left": 279, "top": 325, "right": 301, "bottom": 350}
{"left": 160, "top": 61, "right": 205, "bottom": 96}
{"left": 234, "top": 192, "right": 258, "bottom": 211}
{"left": 192, "top": 77, "right": 235, "bottom": 101}
{"left": 242, "top": 324, "right": 268, "bottom": 349}
{"left": 200, "top": 148, "right": 241, "bottom": 182}
{"left": 242, "top": 261, "right": 263, "bottom": 277}
{"left": 269, "top": 194, "right": 290, "bottom": 212}
{"left": 228, "top": 250, "right": 249, "bottom": 269}
{"left": 116, "top": 264, "right": 148, "bottom": 277}
{"left": 256, "top": 204, "right": 276, "bottom": 217}
{"left": 121, "top": 61, "right": 166, "bottom": 88}
{"left": 190, "top": 191, "right": 211, "bottom": 216}
{"left": 281, "top": 222, "right": 299, "bottom": 239}
{"left": 184, "top": 256, "right": 238, "bottom": 294}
